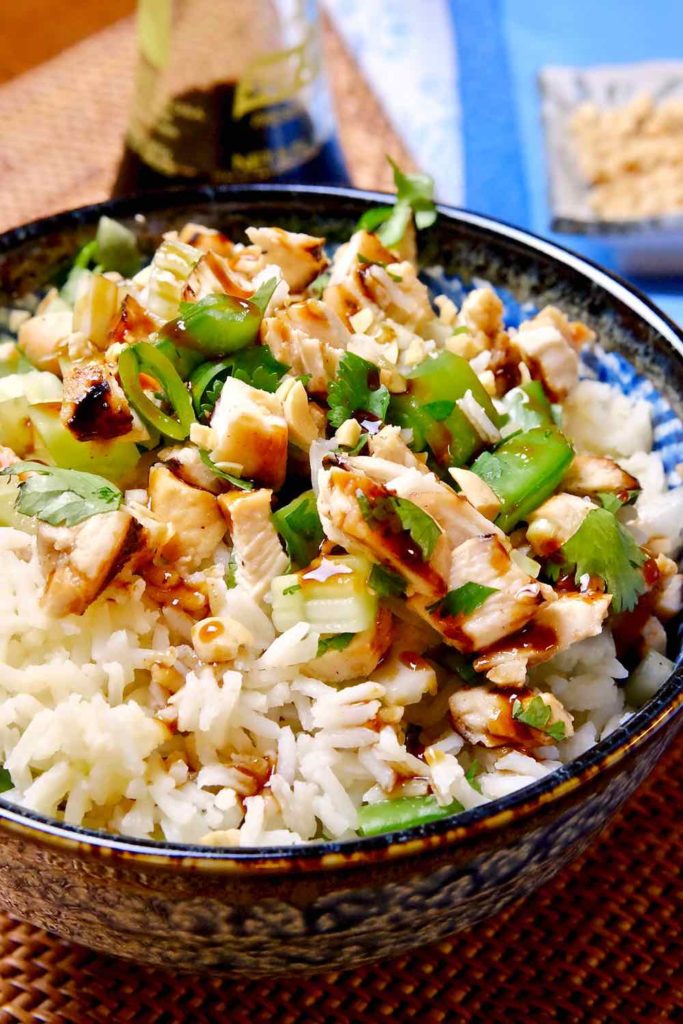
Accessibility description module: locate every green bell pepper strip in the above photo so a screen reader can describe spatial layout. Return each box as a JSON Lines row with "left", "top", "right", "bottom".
{"left": 470, "top": 426, "right": 574, "bottom": 532}
{"left": 357, "top": 795, "right": 465, "bottom": 837}
{"left": 156, "top": 339, "right": 205, "bottom": 381}
{"left": 169, "top": 278, "right": 278, "bottom": 359}
{"left": 388, "top": 351, "right": 502, "bottom": 468}
{"left": 499, "top": 380, "right": 554, "bottom": 433}
{"left": 118, "top": 342, "right": 195, "bottom": 442}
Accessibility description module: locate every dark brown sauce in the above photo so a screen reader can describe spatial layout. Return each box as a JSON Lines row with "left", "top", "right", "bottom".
{"left": 476, "top": 622, "right": 558, "bottom": 670}
{"left": 143, "top": 566, "right": 209, "bottom": 618}
{"left": 65, "top": 378, "right": 133, "bottom": 442}
{"left": 109, "top": 294, "right": 157, "bottom": 346}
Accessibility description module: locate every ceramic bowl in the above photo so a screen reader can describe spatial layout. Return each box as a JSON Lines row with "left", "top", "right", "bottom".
{"left": 0, "top": 186, "right": 681, "bottom": 976}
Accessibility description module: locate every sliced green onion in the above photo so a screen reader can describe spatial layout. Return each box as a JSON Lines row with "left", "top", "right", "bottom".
{"left": 357, "top": 795, "right": 464, "bottom": 837}
{"left": 118, "top": 342, "right": 195, "bottom": 441}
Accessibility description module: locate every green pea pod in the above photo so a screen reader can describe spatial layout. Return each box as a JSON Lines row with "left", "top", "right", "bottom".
{"left": 357, "top": 795, "right": 464, "bottom": 837}
{"left": 389, "top": 351, "right": 502, "bottom": 467}
{"left": 118, "top": 342, "right": 195, "bottom": 441}
{"left": 470, "top": 426, "right": 574, "bottom": 532}
{"left": 499, "top": 380, "right": 554, "bottom": 433}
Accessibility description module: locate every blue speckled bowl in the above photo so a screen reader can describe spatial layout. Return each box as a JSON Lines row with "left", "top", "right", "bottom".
{"left": 0, "top": 186, "right": 681, "bottom": 976}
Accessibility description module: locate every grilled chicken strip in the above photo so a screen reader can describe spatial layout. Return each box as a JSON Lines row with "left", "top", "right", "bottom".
{"left": 261, "top": 299, "right": 350, "bottom": 395}
{"left": 218, "top": 488, "right": 288, "bottom": 603}
{"left": 562, "top": 454, "right": 640, "bottom": 498}
{"left": 37, "top": 508, "right": 142, "bottom": 616}
{"left": 246, "top": 226, "right": 328, "bottom": 292}
{"left": 148, "top": 465, "right": 226, "bottom": 569}
{"left": 61, "top": 361, "right": 134, "bottom": 442}
{"left": 449, "top": 686, "right": 573, "bottom": 749}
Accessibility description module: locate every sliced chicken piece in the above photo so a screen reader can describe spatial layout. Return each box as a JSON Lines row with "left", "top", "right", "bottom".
{"left": 454, "top": 288, "right": 505, "bottom": 351}
{"left": 218, "top": 488, "right": 288, "bottom": 602}
{"left": 651, "top": 554, "right": 683, "bottom": 621}
{"left": 368, "top": 425, "right": 430, "bottom": 474}
{"left": 37, "top": 508, "right": 142, "bottom": 616}
{"left": 261, "top": 299, "right": 350, "bottom": 394}
{"left": 209, "top": 376, "right": 288, "bottom": 490}
{"left": 317, "top": 465, "right": 447, "bottom": 598}
{"left": 304, "top": 607, "right": 393, "bottom": 683}
{"left": 324, "top": 230, "right": 433, "bottom": 335}
{"left": 449, "top": 686, "right": 573, "bottom": 749}
{"left": 148, "top": 464, "right": 226, "bottom": 569}
{"left": 245, "top": 227, "right": 327, "bottom": 292}
{"left": 526, "top": 493, "right": 594, "bottom": 558}
{"left": 515, "top": 310, "right": 580, "bottom": 401}
{"left": 388, "top": 467, "right": 505, "bottom": 550}
{"left": 178, "top": 223, "right": 234, "bottom": 257}
{"left": 158, "top": 445, "right": 223, "bottom": 494}
{"left": 18, "top": 311, "right": 73, "bottom": 374}
{"left": 474, "top": 591, "right": 612, "bottom": 676}
{"left": 60, "top": 361, "right": 134, "bottom": 442}
{"left": 107, "top": 294, "right": 161, "bottom": 348}
{"left": 410, "top": 535, "right": 544, "bottom": 653}
{"left": 562, "top": 455, "right": 640, "bottom": 498}
{"left": 532, "top": 305, "right": 595, "bottom": 349}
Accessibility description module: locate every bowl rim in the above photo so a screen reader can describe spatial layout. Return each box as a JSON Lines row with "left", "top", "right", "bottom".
{"left": 0, "top": 183, "right": 682, "bottom": 873}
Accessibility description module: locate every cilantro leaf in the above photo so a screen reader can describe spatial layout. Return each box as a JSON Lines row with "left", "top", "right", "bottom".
{"left": 597, "top": 490, "right": 640, "bottom": 513}
{"left": 356, "top": 159, "right": 437, "bottom": 246}
{"left": 428, "top": 582, "right": 498, "bottom": 618}
{"left": 549, "top": 507, "right": 647, "bottom": 613}
{"left": 316, "top": 633, "right": 355, "bottom": 658}
{"left": 198, "top": 449, "right": 253, "bottom": 490}
{"left": 0, "top": 766, "right": 13, "bottom": 794}
{"left": 193, "top": 348, "right": 290, "bottom": 419}
{"left": 272, "top": 490, "right": 324, "bottom": 569}
{"left": 465, "top": 760, "right": 482, "bottom": 794}
{"left": 249, "top": 277, "right": 278, "bottom": 314}
{"left": 357, "top": 491, "right": 441, "bottom": 561}
{"left": 0, "top": 462, "right": 122, "bottom": 526}
{"left": 391, "top": 497, "right": 442, "bottom": 560}
{"left": 511, "top": 695, "right": 566, "bottom": 742}
{"left": 334, "top": 434, "right": 369, "bottom": 457}
{"left": 327, "top": 352, "right": 390, "bottom": 429}
{"left": 369, "top": 563, "right": 407, "bottom": 597}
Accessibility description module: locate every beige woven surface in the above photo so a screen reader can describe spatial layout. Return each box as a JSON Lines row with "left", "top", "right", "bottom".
{"left": 0, "top": 14, "right": 414, "bottom": 233}
{"left": 0, "top": 16, "right": 681, "bottom": 1022}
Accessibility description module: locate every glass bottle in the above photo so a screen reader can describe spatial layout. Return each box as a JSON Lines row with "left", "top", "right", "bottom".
{"left": 114, "top": 0, "right": 348, "bottom": 194}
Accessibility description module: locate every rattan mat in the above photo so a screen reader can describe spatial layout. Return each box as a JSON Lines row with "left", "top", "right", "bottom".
{"left": 0, "top": 17, "right": 681, "bottom": 1023}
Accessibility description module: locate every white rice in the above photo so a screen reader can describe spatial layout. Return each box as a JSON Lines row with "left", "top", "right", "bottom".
{"left": 0, "top": 375, "right": 679, "bottom": 847}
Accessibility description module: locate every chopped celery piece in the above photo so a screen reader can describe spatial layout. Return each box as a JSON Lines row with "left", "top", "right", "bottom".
{"left": 72, "top": 274, "right": 120, "bottom": 348}
{"left": 95, "top": 216, "right": 140, "bottom": 277}
{"left": 388, "top": 351, "right": 502, "bottom": 467}
{"left": 0, "top": 372, "right": 63, "bottom": 454}
{"left": 145, "top": 238, "right": 200, "bottom": 321}
{"left": 272, "top": 490, "right": 324, "bottom": 568}
{"left": 28, "top": 405, "right": 139, "bottom": 487}
{"left": 470, "top": 427, "right": 574, "bottom": 532}
{"left": 357, "top": 795, "right": 464, "bottom": 837}
{"left": 500, "top": 380, "right": 554, "bottom": 433}
{"left": 270, "top": 555, "right": 377, "bottom": 634}
{"left": 0, "top": 477, "right": 37, "bottom": 534}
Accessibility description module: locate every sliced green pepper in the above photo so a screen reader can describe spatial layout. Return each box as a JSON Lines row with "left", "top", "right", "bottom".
{"left": 166, "top": 278, "right": 278, "bottom": 359}
{"left": 156, "top": 339, "right": 205, "bottom": 381}
{"left": 118, "top": 342, "right": 195, "bottom": 441}
{"left": 470, "top": 426, "right": 574, "bottom": 532}
{"left": 500, "top": 380, "right": 554, "bottom": 433}
{"left": 357, "top": 795, "right": 465, "bottom": 837}
{"left": 388, "top": 351, "right": 502, "bottom": 467}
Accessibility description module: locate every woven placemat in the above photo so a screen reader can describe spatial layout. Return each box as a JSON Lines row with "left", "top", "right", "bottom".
{"left": 0, "top": 17, "right": 681, "bottom": 1023}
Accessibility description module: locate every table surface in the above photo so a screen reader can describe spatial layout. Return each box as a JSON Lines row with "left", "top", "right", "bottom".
{"left": 0, "top": 7, "right": 681, "bottom": 1022}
